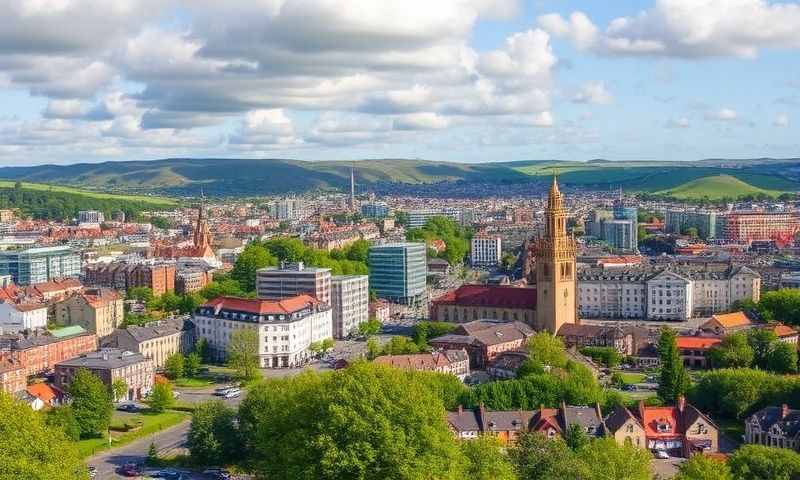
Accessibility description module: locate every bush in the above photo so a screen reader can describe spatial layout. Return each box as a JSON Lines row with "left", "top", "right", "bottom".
{"left": 579, "top": 346, "right": 622, "bottom": 368}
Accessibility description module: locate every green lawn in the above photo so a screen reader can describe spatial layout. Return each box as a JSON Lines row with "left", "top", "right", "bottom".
{"left": 173, "top": 377, "right": 214, "bottom": 388}
{"left": 0, "top": 180, "right": 178, "bottom": 206}
{"left": 656, "top": 174, "right": 785, "bottom": 200}
{"left": 616, "top": 372, "right": 647, "bottom": 384}
{"left": 77, "top": 410, "right": 189, "bottom": 458}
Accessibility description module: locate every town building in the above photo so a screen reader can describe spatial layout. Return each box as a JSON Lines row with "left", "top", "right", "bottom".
{"left": 256, "top": 262, "right": 332, "bottom": 305}
{"left": 429, "top": 320, "right": 534, "bottom": 369}
{"left": 194, "top": 295, "right": 332, "bottom": 368}
{"left": 0, "top": 302, "right": 48, "bottom": 333}
{"left": 369, "top": 300, "right": 391, "bottom": 324}
{"left": 0, "top": 326, "right": 97, "bottom": 377}
{"left": 77, "top": 210, "right": 105, "bottom": 224}
{"left": 100, "top": 317, "right": 195, "bottom": 369}
{"left": 745, "top": 404, "right": 800, "bottom": 449}
{"left": 429, "top": 285, "right": 536, "bottom": 325}
{"left": 676, "top": 336, "right": 721, "bottom": 368}
{"left": 84, "top": 262, "right": 176, "bottom": 296}
{"left": 361, "top": 202, "right": 389, "bottom": 218}
{"left": 724, "top": 211, "right": 800, "bottom": 243}
{"left": 0, "top": 357, "right": 25, "bottom": 394}
{"left": 664, "top": 209, "right": 724, "bottom": 240}
{"left": 330, "top": 275, "right": 369, "bottom": 339}
{"left": 55, "top": 288, "right": 124, "bottom": 337}
{"left": 54, "top": 349, "right": 155, "bottom": 401}
{"left": 0, "top": 246, "right": 81, "bottom": 285}
{"left": 699, "top": 311, "right": 752, "bottom": 336}
{"left": 23, "top": 278, "right": 83, "bottom": 301}
{"left": 634, "top": 397, "right": 719, "bottom": 457}
{"left": 532, "top": 177, "right": 578, "bottom": 334}
{"left": 373, "top": 349, "right": 469, "bottom": 379}
{"left": 556, "top": 323, "right": 648, "bottom": 356}
{"left": 486, "top": 350, "right": 529, "bottom": 379}
{"left": 368, "top": 242, "right": 427, "bottom": 304}
{"left": 577, "top": 265, "right": 760, "bottom": 320}
{"left": 406, "top": 208, "right": 462, "bottom": 228}
{"left": 175, "top": 267, "right": 213, "bottom": 294}
{"left": 470, "top": 235, "right": 502, "bottom": 266}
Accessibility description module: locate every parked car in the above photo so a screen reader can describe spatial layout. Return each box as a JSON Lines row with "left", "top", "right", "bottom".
{"left": 654, "top": 450, "right": 670, "bottom": 459}
{"left": 214, "top": 386, "right": 234, "bottom": 396}
{"left": 150, "top": 468, "right": 186, "bottom": 479}
{"left": 116, "top": 403, "right": 139, "bottom": 412}
{"left": 202, "top": 468, "right": 232, "bottom": 480}
{"left": 119, "top": 463, "right": 142, "bottom": 477}
{"left": 622, "top": 384, "right": 637, "bottom": 392}
{"left": 223, "top": 388, "right": 241, "bottom": 399}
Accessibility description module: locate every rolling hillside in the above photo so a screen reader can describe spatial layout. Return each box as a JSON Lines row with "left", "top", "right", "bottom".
{"left": 656, "top": 175, "right": 786, "bottom": 200}
{"left": 0, "top": 157, "right": 798, "bottom": 198}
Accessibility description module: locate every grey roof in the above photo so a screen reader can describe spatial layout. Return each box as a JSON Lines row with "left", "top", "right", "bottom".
{"left": 562, "top": 405, "right": 606, "bottom": 437}
{"left": 604, "top": 406, "right": 640, "bottom": 433}
{"left": 55, "top": 348, "right": 147, "bottom": 370}
{"left": 101, "top": 317, "right": 192, "bottom": 350}
{"left": 447, "top": 407, "right": 536, "bottom": 433}
{"left": 443, "top": 349, "right": 469, "bottom": 364}
{"left": 578, "top": 264, "right": 760, "bottom": 282}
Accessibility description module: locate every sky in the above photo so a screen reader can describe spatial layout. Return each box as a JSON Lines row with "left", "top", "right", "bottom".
{"left": 0, "top": 0, "right": 798, "bottom": 166}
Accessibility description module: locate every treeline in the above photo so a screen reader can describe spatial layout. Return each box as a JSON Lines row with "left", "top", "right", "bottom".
{"left": 636, "top": 190, "right": 795, "bottom": 206}
{"left": 736, "top": 289, "right": 800, "bottom": 327}
{"left": 406, "top": 216, "right": 472, "bottom": 265}
{"left": 0, "top": 183, "right": 171, "bottom": 221}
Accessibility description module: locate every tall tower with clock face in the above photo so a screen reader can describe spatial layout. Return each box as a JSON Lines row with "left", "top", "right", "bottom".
{"left": 534, "top": 176, "right": 578, "bottom": 334}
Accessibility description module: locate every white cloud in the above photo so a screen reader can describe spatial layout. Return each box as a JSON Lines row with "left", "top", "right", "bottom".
{"left": 229, "top": 109, "right": 303, "bottom": 147}
{"left": 666, "top": 117, "right": 690, "bottom": 128}
{"left": 774, "top": 113, "right": 790, "bottom": 127}
{"left": 572, "top": 82, "right": 613, "bottom": 104}
{"left": 43, "top": 99, "right": 90, "bottom": 119}
{"left": 393, "top": 113, "right": 450, "bottom": 131}
{"left": 705, "top": 108, "right": 738, "bottom": 121}
{"left": 539, "top": 1, "right": 800, "bottom": 58}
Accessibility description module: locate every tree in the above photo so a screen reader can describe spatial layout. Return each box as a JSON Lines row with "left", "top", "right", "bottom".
{"left": 757, "top": 289, "right": 800, "bottom": 326}
{"left": 155, "top": 291, "right": 182, "bottom": 313}
{"left": 675, "top": 454, "right": 733, "bottom": 480}
{"left": 227, "top": 328, "right": 259, "bottom": 380}
{"left": 728, "top": 444, "right": 800, "bottom": 480}
{"left": 366, "top": 337, "right": 380, "bottom": 360}
{"left": 231, "top": 244, "right": 277, "bottom": 292}
{"left": 164, "top": 353, "right": 185, "bottom": 380}
{"left": 188, "top": 401, "right": 239, "bottom": 467}
{"left": 69, "top": 369, "right": 113, "bottom": 437}
{"left": 527, "top": 332, "right": 568, "bottom": 369}
{"left": 237, "top": 362, "right": 463, "bottom": 479}
{"left": 657, "top": 327, "right": 690, "bottom": 403}
{"left": 459, "top": 435, "right": 516, "bottom": 480}
{"left": 147, "top": 442, "right": 159, "bottom": 466}
{"left": 148, "top": 383, "right": 174, "bottom": 413}
{"left": 185, "top": 352, "right": 201, "bottom": 378}
{"left": 358, "top": 318, "right": 382, "bottom": 337}
{"left": 0, "top": 393, "right": 88, "bottom": 480}
{"left": 194, "top": 337, "right": 210, "bottom": 363}
{"left": 412, "top": 321, "right": 456, "bottom": 346}
{"left": 748, "top": 328, "right": 779, "bottom": 369}
{"left": 112, "top": 378, "right": 128, "bottom": 402}
{"left": 321, "top": 338, "right": 335, "bottom": 352}
{"left": 509, "top": 433, "right": 578, "bottom": 480}
{"left": 767, "top": 341, "right": 799, "bottom": 374}
{"left": 707, "top": 332, "right": 754, "bottom": 368}
{"left": 574, "top": 438, "right": 651, "bottom": 480}
{"left": 45, "top": 406, "right": 81, "bottom": 442}
{"left": 501, "top": 252, "right": 517, "bottom": 272}
{"left": 127, "top": 286, "right": 154, "bottom": 303}
{"left": 178, "top": 292, "right": 203, "bottom": 314}
{"left": 564, "top": 423, "right": 590, "bottom": 451}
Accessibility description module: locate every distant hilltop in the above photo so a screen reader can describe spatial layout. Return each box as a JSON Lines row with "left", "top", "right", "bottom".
{"left": 0, "top": 157, "right": 798, "bottom": 198}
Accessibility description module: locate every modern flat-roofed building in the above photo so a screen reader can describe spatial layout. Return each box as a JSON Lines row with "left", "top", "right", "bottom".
{"left": 406, "top": 208, "right": 462, "bottom": 228}
{"left": 330, "top": 275, "right": 369, "bottom": 339}
{"left": 470, "top": 235, "right": 502, "bottom": 266}
{"left": 0, "top": 246, "right": 81, "bottom": 286}
{"left": 256, "top": 262, "right": 332, "bottom": 305}
{"left": 78, "top": 210, "right": 105, "bottom": 224}
{"left": 361, "top": 202, "right": 389, "bottom": 218}
{"left": 368, "top": 242, "right": 427, "bottom": 304}
{"left": 194, "top": 295, "right": 332, "bottom": 368}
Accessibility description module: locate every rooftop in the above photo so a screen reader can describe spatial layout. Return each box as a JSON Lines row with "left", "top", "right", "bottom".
{"left": 200, "top": 294, "right": 323, "bottom": 316}
{"left": 432, "top": 284, "right": 536, "bottom": 310}
{"left": 56, "top": 348, "right": 147, "bottom": 370}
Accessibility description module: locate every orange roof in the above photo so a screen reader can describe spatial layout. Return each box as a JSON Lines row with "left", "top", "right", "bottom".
{"left": 640, "top": 406, "right": 683, "bottom": 438}
{"left": 27, "top": 383, "right": 61, "bottom": 403}
{"left": 771, "top": 324, "right": 799, "bottom": 338}
{"left": 374, "top": 352, "right": 452, "bottom": 370}
{"left": 202, "top": 294, "right": 320, "bottom": 315}
{"left": 676, "top": 336, "right": 721, "bottom": 350}
{"left": 711, "top": 312, "right": 751, "bottom": 329}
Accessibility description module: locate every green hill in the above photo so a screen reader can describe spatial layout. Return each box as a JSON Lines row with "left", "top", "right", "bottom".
{"left": 0, "top": 157, "right": 798, "bottom": 197}
{"left": 656, "top": 175, "right": 786, "bottom": 200}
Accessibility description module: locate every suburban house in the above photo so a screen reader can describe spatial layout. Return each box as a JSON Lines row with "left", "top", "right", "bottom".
{"left": 676, "top": 336, "right": 721, "bottom": 368}
{"left": 745, "top": 404, "right": 800, "bottom": 449}
{"left": 429, "top": 320, "right": 534, "bottom": 369}
{"left": 603, "top": 405, "right": 648, "bottom": 449}
{"left": 373, "top": 349, "right": 469, "bottom": 379}
{"left": 634, "top": 397, "right": 719, "bottom": 457}
{"left": 100, "top": 316, "right": 195, "bottom": 369}
{"left": 54, "top": 348, "right": 155, "bottom": 401}
{"left": 26, "top": 382, "right": 67, "bottom": 408}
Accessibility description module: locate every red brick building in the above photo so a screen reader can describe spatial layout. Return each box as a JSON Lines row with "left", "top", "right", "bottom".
{"left": 724, "top": 211, "right": 800, "bottom": 244}
{"left": 0, "top": 329, "right": 97, "bottom": 377}
{"left": 429, "top": 285, "right": 537, "bottom": 325}
{"left": 429, "top": 320, "right": 534, "bottom": 369}
{"left": 0, "top": 357, "right": 25, "bottom": 394}
{"left": 84, "top": 262, "right": 175, "bottom": 296}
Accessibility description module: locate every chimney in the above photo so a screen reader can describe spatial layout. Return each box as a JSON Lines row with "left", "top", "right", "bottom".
{"left": 678, "top": 395, "right": 686, "bottom": 413}
{"left": 458, "top": 405, "right": 463, "bottom": 415}
{"left": 783, "top": 404, "right": 790, "bottom": 419}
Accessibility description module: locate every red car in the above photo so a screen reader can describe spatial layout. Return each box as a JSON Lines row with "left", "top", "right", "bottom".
{"left": 119, "top": 463, "right": 142, "bottom": 477}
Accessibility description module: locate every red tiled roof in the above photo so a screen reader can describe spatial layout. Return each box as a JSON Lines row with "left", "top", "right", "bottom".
{"left": 432, "top": 285, "right": 536, "bottom": 309}
{"left": 374, "top": 352, "right": 451, "bottom": 370}
{"left": 201, "top": 294, "right": 319, "bottom": 315}
{"left": 27, "top": 383, "right": 62, "bottom": 403}
{"left": 676, "top": 337, "right": 721, "bottom": 350}
{"left": 710, "top": 312, "right": 751, "bottom": 329}
{"left": 640, "top": 406, "right": 683, "bottom": 438}
{"left": 771, "top": 324, "right": 799, "bottom": 338}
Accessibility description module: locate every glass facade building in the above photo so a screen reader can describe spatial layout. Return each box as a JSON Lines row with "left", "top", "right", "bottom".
{"left": 368, "top": 242, "right": 427, "bottom": 304}
{"left": 0, "top": 246, "right": 81, "bottom": 285}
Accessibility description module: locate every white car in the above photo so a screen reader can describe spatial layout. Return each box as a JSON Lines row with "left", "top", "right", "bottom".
{"left": 653, "top": 450, "right": 669, "bottom": 459}
{"left": 223, "top": 388, "right": 241, "bottom": 399}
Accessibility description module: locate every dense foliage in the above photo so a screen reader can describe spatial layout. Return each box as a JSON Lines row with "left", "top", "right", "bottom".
{"left": 658, "top": 327, "right": 690, "bottom": 403}
{"left": 728, "top": 444, "right": 800, "bottom": 480}
{"left": 708, "top": 329, "right": 797, "bottom": 373}
{"left": 406, "top": 216, "right": 472, "bottom": 265}
{"left": 227, "top": 328, "right": 260, "bottom": 380}
{"left": 0, "top": 393, "right": 88, "bottom": 480}
{"left": 690, "top": 368, "right": 800, "bottom": 419}
{"left": 737, "top": 289, "right": 800, "bottom": 326}
{"left": 148, "top": 383, "right": 175, "bottom": 413}
{"left": 69, "top": 369, "right": 113, "bottom": 438}
{"left": 188, "top": 401, "right": 239, "bottom": 467}
{"left": 579, "top": 346, "right": 622, "bottom": 368}
{"left": 674, "top": 454, "right": 732, "bottom": 480}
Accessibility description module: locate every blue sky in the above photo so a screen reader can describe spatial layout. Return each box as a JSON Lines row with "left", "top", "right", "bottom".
{"left": 0, "top": 0, "right": 798, "bottom": 165}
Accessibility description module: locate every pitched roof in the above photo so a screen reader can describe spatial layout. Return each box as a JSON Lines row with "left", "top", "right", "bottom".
{"left": 373, "top": 350, "right": 467, "bottom": 371}
{"left": 604, "top": 406, "right": 641, "bottom": 432}
{"left": 200, "top": 294, "right": 320, "bottom": 315}
{"left": 770, "top": 324, "right": 798, "bottom": 338}
{"left": 639, "top": 406, "right": 683, "bottom": 438}
{"left": 432, "top": 284, "right": 536, "bottom": 309}
{"left": 562, "top": 405, "right": 606, "bottom": 436}
{"left": 26, "top": 383, "right": 63, "bottom": 403}
{"left": 447, "top": 407, "right": 536, "bottom": 433}
{"left": 710, "top": 311, "right": 751, "bottom": 329}
{"left": 676, "top": 336, "right": 721, "bottom": 350}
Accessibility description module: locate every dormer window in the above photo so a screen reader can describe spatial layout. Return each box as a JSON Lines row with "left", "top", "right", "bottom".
{"left": 656, "top": 421, "right": 672, "bottom": 433}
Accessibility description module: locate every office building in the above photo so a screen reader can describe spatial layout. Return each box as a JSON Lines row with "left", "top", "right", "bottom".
{"left": 368, "top": 242, "right": 427, "bottom": 304}
{"left": 602, "top": 219, "right": 637, "bottom": 251}
{"left": 406, "top": 208, "right": 462, "bottom": 228}
{"left": 664, "top": 209, "right": 724, "bottom": 240}
{"left": 256, "top": 262, "right": 332, "bottom": 305}
{"left": 194, "top": 295, "right": 332, "bottom": 368}
{"left": 77, "top": 210, "right": 104, "bottom": 224}
{"left": 0, "top": 246, "right": 81, "bottom": 286}
{"left": 330, "top": 275, "right": 369, "bottom": 339}
{"left": 470, "top": 235, "right": 502, "bottom": 266}
{"left": 361, "top": 202, "right": 389, "bottom": 218}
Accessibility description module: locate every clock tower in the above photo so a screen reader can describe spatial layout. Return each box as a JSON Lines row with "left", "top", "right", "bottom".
{"left": 534, "top": 176, "right": 578, "bottom": 333}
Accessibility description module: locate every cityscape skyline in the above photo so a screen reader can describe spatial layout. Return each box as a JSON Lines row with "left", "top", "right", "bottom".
{"left": 0, "top": 0, "right": 798, "bottom": 166}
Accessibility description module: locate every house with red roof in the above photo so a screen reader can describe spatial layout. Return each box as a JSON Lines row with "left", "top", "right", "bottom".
{"left": 676, "top": 336, "right": 721, "bottom": 368}
{"left": 26, "top": 382, "right": 66, "bottom": 407}
{"left": 429, "top": 284, "right": 536, "bottom": 325}
{"left": 634, "top": 396, "right": 719, "bottom": 457}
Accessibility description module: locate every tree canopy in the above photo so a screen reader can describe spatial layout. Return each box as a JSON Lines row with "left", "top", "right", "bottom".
{"left": 69, "top": 369, "right": 113, "bottom": 438}
{"left": 658, "top": 327, "right": 690, "bottom": 403}
{"left": 406, "top": 216, "right": 472, "bottom": 265}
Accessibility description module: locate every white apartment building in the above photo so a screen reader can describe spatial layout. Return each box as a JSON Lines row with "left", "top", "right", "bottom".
{"left": 193, "top": 294, "right": 333, "bottom": 368}
{"left": 331, "top": 275, "right": 369, "bottom": 339}
{"left": 406, "top": 208, "right": 463, "bottom": 228}
{"left": 0, "top": 302, "right": 48, "bottom": 333}
{"left": 256, "top": 262, "right": 332, "bottom": 305}
{"left": 578, "top": 266, "right": 760, "bottom": 321}
{"left": 470, "top": 236, "right": 502, "bottom": 266}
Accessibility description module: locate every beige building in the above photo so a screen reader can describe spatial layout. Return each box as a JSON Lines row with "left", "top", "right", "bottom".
{"left": 533, "top": 177, "right": 577, "bottom": 334}
{"left": 54, "top": 349, "right": 155, "bottom": 401}
{"left": 100, "top": 317, "right": 195, "bottom": 369}
{"left": 604, "top": 406, "right": 647, "bottom": 449}
{"left": 55, "top": 288, "right": 124, "bottom": 337}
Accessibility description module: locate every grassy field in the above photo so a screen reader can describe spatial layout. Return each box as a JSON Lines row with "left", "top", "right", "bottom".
{"left": 0, "top": 180, "right": 178, "bottom": 206}
{"left": 77, "top": 410, "right": 189, "bottom": 458}
{"left": 616, "top": 372, "right": 647, "bottom": 384}
{"left": 173, "top": 377, "right": 214, "bottom": 388}
{"left": 656, "top": 174, "right": 785, "bottom": 200}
